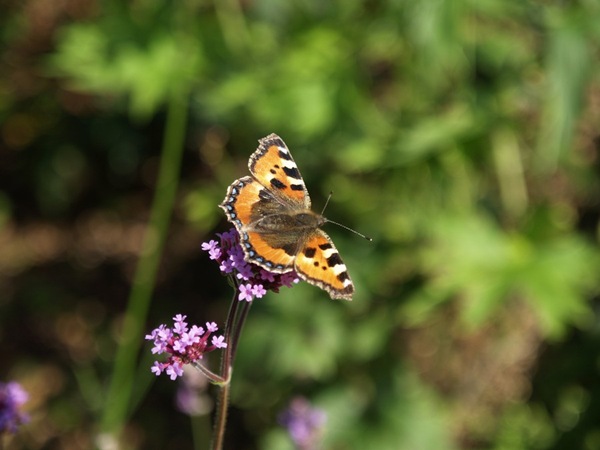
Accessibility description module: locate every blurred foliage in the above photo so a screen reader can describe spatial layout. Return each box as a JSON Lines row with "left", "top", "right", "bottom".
{"left": 2, "top": 0, "right": 600, "bottom": 449}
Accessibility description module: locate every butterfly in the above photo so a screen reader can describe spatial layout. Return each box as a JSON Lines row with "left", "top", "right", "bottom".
{"left": 219, "top": 133, "right": 354, "bottom": 300}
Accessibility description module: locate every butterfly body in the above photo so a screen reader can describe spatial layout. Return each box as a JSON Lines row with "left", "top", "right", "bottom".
{"left": 220, "top": 134, "right": 354, "bottom": 300}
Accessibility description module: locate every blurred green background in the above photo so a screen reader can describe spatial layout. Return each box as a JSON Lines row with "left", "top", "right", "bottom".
{"left": 2, "top": 0, "right": 600, "bottom": 449}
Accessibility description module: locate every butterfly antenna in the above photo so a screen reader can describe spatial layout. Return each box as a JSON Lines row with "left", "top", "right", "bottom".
{"left": 320, "top": 191, "right": 334, "bottom": 216}
{"left": 326, "top": 219, "right": 373, "bottom": 241}
{"left": 321, "top": 191, "right": 372, "bottom": 241}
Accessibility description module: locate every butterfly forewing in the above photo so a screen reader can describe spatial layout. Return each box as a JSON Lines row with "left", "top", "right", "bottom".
{"left": 249, "top": 134, "right": 311, "bottom": 209}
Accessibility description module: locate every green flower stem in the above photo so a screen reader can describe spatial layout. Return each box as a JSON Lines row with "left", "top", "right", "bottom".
{"left": 211, "top": 288, "right": 239, "bottom": 450}
{"left": 211, "top": 284, "right": 252, "bottom": 450}
{"left": 100, "top": 91, "right": 189, "bottom": 438}
{"left": 211, "top": 370, "right": 231, "bottom": 450}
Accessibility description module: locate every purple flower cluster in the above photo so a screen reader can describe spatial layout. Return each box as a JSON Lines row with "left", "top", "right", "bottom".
{"left": 0, "top": 381, "right": 29, "bottom": 434}
{"left": 145, "top": 314, "right": 227, "bottom": 380}
{"left": 201, "top": 228, "right": 299, "bottom": 302}
{"left": 279, "top": 397, "right": 327, "bottom": 450}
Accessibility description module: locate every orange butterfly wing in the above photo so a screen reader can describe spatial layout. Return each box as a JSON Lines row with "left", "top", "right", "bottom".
{"left": 220, "top": 176, "right": 296, "bottom": 272}
{"left": 248, "top": 133, "right": 311, "bottom": 209}
{"left": 294, "top": 230, "right": 354, "bottom": 300}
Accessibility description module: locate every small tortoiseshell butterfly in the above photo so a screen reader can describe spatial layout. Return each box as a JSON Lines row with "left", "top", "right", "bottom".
{"left": 219, "top": 133, "right": 354, "bottom": 300}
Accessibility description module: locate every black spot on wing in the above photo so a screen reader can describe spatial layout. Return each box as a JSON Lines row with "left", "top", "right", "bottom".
{"left": 283, "top": 166, "right": 301, "bottom": 179}
{"left": 337, "top": 271, "right": 350, "bottom": 282}
{"left": 318, "top": 243, "right": 332, "bottom": 250}
{"left": 270, "top": 178, "right": 286, "bottom": 190}
{"left": 281, "top": 243, "right": 296, "bottom": 256}
{"left": 278, "top": 150, "right": 293, "bottom": 161}
{"left": 290, "top": 184, "right": 304, "bottom": 191}
{"left": 326, "top": 252, "right": 343, "bottom": 267}
{"left": 303, "top": 247, "right": 316, "bottom": 258}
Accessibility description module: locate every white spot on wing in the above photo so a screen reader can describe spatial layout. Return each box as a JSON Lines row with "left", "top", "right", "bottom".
{"left": 322, "top": 248, "right": 336, "bottom": 259}
{"left": 282, "top": 160, "right": 297, "bottom": 170}
{"left": 332, "top": 263, "right": 347, "bottom": 275}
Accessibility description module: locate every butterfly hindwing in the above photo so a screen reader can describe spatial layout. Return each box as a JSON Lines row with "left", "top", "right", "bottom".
{"left": 294, "top": 230, "right": 354, "bottom": 300}
{"left": 244, "top": 231, "right": 296, "bottom": 272}
{"left": 221, "top": 176, "right": 260, "bottom": 230}
{"left": 220, "top": 176, "right": 296, "bottom": 272}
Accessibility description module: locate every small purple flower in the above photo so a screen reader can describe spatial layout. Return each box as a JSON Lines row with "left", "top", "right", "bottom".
{"left": 211, "top": 335, "right": 227, "bottom": 348}
{"left": 201, "top": 228, "right": 300, "bottom": 301}
{"left": 238, "top": 283, "right": 254, "bottom": 302}
{"left": 201, "top": 239, "right": 218, "bottom": 252}
{"left": 0, "top": 381, "right": 29, "bottom": 434}
{"left": 252, "top": 284, "right": 267, "bottom": 298}
{"left": 201, "top": 240, "right": 222, "bottom": 260}
{"left": 279, "top": 397, "right": 327, "bottom": 450}
{"left": 280, "top": 272, "right": 301, "bottom": 288}
{"left": 260, "top": 269, "right": 276, "bottom": 282}
{"left": 166, "top": 362, "right": 184, "bottom": 381}
{"left": 151, "top": 361, "right": 163, "bottom": 376}
{"left": 173, "top": 315, "right": 188, "bottom": 334}
{"left": 146, "top": 315, "right": 227, "bottom": 380}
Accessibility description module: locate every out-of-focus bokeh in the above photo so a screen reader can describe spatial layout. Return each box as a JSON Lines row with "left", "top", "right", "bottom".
{"left": 2, "top": 0, "right": 600, "bottom": 449}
